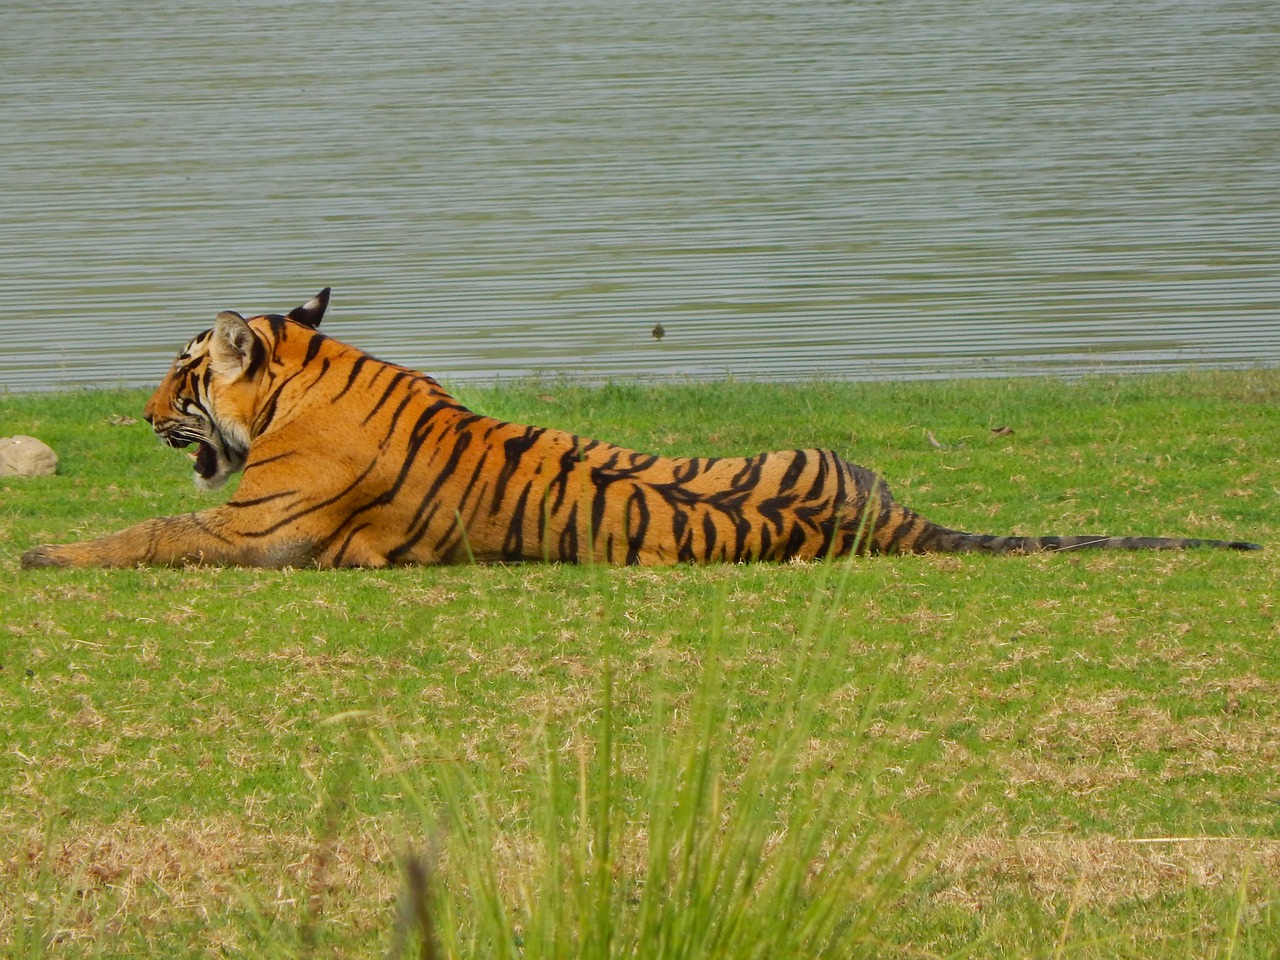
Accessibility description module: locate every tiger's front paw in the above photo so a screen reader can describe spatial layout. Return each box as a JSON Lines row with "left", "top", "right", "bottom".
{"left": 21, "top": 545, "right": 72, "bottom": 569}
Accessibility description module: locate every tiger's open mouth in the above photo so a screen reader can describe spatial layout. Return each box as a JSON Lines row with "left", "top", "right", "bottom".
{"left": 154, "top": 432, "right": 212, "bottom": 479}
{"left": 185, "top": 441, "right": 219, "bottom": 481}
{"left": 185, "top": 437, "right": 244, "bottom": 490}
{"left": 156, "top": 427, "right": 242, "bottom": 491}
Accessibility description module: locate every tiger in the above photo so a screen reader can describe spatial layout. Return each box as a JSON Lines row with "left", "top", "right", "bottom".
{"left": 21, "top": 289, "right": 1260, "bottom": 569}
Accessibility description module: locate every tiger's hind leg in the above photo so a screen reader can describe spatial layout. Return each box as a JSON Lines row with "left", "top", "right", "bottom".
{"left": 825, "top": 460, "right": 958, "bottom": 557}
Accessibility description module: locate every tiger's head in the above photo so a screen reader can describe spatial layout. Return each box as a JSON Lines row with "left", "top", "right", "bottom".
{"left": 142, "top": 288, "right": 330, "bottom": 491}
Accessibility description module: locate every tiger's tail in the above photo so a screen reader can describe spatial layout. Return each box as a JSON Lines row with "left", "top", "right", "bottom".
{"left": 902, "top": 526, "right": 1262, "bottom": 555}
{"left": 844, "top": 464, "right": 1261, "bottom": 555}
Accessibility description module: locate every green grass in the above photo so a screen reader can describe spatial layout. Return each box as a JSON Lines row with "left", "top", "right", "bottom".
{"left": 2, "top": 370, "right": 1279, "bottom": 957}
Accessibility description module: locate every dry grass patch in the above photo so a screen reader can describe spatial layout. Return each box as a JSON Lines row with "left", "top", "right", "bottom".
{"left": 1003, "top": 692, "right": 1280, "bottom": 778}
{"left": 3, "top": 814, "right": 404, "bottom": 950}
{"left": 930, "top": 834, "right": 1280, "bottom": 909}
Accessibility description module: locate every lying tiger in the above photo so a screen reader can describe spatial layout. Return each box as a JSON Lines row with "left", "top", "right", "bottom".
{"left": 21, "top": 289, "right": 1259, "bottom": 569}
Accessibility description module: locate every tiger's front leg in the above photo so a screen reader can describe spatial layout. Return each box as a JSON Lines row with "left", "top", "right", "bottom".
{"left": 20, "top": 508, "right": 320, "bottom": 569}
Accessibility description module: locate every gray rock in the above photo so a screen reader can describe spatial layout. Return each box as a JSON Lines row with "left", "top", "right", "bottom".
{"left": 0, "top": 435, "right": 59, "bottom": 477}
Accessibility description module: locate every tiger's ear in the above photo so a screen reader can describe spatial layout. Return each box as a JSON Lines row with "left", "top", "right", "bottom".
{"left": 286, "top": 287, "right": 330, "bottom": 328}
{"left": 210, "top": 311, "right": 257, "bottom": 378}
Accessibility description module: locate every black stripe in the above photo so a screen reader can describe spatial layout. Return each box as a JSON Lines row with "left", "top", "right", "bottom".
{"left": 731, "top": 513, "right": 755, "bottom": 563}
{"left": 332, "top": 523, "right": 373, "bottom": 566}
{"left": 243, "top": 451, "right": 297, "bottom": 473}
{"left": 361, "top": 370, "right": 412, "bottom": 426}
{"left": 730, "top": 454, "right": 765, "bottom": 489}
{"left": 243, "top": 335, "right": 269, "bottom": 380}
{"left": 301, "top": 332, "right": 327, "bottom": 367}
{"left": 702, "top": 511, "right": 718, "bottom": 560}
{"left": 536, "top": 486, "right": 553, "bottom": 560}
{"left": 758, "top": 524, "right": 773, "bottom": 561}
{"left": 388, "top": 500, "right": 445, "bottom": 563}
{"left": 756, "top": 494, "right": 791, "bottom": 533}
{"left": 672, "top": 458, "right": 702, "bottom": 483}
{"left": 414, "top": 431, "right": 475, "bottom": 518}
{"left": 558, "top": 504, "right": 580, "bottom": 563}
{"left": 624, "top": 488, "right": 651, "bottom": 565}
{"left": 803, "top": 451, "right": 830, "bottom": 500}
{"left": 589, "top": 466, "right": 619, "bottom": 549}
{"left": 777, "top": 450, "right": 808, "bottom": 493}
{"left": 671, "top": 504, "right": 689, "bottom": 548}
{"left": 254, "top": 390, "right": 281, "bottom": 435}
{"left": 782, "top": 523, "right": 808, "bottom": 560}
{"left": 548, "top": 439, "right": 585, "bottom": 514}
{"left": 376, "top": 389, "right": 419, "bottom": 445}
{"left": 502, "top": 483, "right": 535, "bottom": 559}
{"left": 332, "top": 355, "right": 369, "bottom": 403}
{"left": 491, "top": 426, "right": 546, "bottom": 514}
{"left": 264, "top": 315, "right": 288, "bottom": 338}
{"left": 227, "top": 490, "right": 298, "bottom": 508}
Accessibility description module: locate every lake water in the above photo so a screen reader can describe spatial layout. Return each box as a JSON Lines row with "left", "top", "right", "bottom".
{"left": 1, "top": 0, "right": 1277, "bottom": 392}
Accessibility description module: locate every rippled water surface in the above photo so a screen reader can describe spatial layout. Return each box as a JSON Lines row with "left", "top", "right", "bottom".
{"left": 2, "top": 0, "right": 1277, "bottom": 391}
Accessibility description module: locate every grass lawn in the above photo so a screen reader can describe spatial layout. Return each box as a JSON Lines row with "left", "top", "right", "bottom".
{"left": 2, "top": 369, "right": 1279, "bottom": 957}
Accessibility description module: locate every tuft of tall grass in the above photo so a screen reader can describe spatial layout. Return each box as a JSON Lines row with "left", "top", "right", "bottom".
{"left": 370, "top": 553, "right": 956, "bottom": 960}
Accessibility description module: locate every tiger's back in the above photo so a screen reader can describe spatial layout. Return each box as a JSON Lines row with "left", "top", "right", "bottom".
{"left": 198, "top": 323, "right": 878, "bottom": 566}
{"left": 21, "top": 291, "right": 1260, "bottom": 569}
